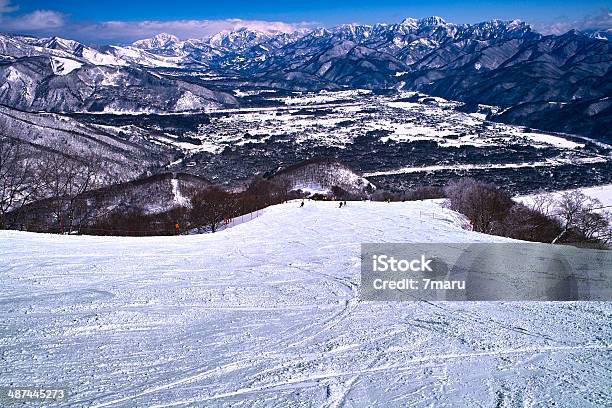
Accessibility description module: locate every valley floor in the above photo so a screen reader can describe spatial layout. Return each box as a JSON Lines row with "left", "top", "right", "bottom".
{"left": 1, "top": 201, "right": 611, "bottom": 407}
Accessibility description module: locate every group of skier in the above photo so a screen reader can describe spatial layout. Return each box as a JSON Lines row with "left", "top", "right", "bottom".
{"left": 298, "top": 200, "right": 348, "bottom": 208}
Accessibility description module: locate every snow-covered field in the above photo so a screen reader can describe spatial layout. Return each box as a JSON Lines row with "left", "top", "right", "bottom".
{"left": 1, "top": 201, "right": 611, "bottom": 406}
{"left": 517, "top": 184, "right": 612, "bottom": 209}
{"left": 183, "top": 91, "right": 597, "bottom": 155}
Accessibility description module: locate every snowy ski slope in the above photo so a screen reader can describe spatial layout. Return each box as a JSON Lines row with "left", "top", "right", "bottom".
{"left": 1, "top": 200, "right": 611, "bottom": 406}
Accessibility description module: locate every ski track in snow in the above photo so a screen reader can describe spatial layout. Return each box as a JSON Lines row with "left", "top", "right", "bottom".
{"left": 1, "top": 200, "right": 611, "bottom": 407}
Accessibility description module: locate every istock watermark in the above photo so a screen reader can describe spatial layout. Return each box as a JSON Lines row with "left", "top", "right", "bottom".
{"left": 360, "top": 243, "right": 612, "bottom": 301}
{"left": 372, "top": 254, "right": 433, "bottom": 272}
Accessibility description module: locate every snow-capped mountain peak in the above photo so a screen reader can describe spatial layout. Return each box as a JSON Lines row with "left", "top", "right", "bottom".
{"left": 400, "top": 18, "right": 418, "bottom": 28}
{"left": 331, "top": 24, "right": 373, "bottom": 41}
{"left": 588, "top": 29, "right": 611, "bottom": 41}
{"left": 39, "top": 36, "right": 82, "bottom": 52}
{"left": 207, "top": 28, "right": 274, "bottom": 51}
{"left": 418, "top": 16, "right": 448, "bottom": 27}
{"left": 132, "top": 33, "right": 180, "bottom": 49}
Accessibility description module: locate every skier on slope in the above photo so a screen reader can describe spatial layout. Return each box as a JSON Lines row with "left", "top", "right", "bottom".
{"left": 300, "top": 200, "right": 305, "bottom": 208}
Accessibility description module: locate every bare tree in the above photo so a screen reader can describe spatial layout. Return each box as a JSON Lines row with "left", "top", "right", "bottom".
{"left": 191, "top": 186, "right": 236, "bottom": 233}
{"left": 552, "top": 191, "right": 611, "bottom": 245}
{"left": 575, "top": 211, "right": 612, "bottom": 245}
{"left": 444, "top": 179, "right": 514, "bottom": 233}
{"left": 493, "top": 203, "right": 562, "bottom": 243}
{"left": 0, "top": 137, "right": 39, "bottom": 229}
{"left": 273, "top": 177, "right": 293, "bottom": 203}
{"left": 38, "top": 150, "right": 102, "bottom": 233}
{"left": 529, "top": 193, "right": 555, "bottom": 216}
{"left": 553, "top": 191, "right": 593, "bottom": 244}
{"left": 245, "top": 177, "right": 283, "bottom": 207}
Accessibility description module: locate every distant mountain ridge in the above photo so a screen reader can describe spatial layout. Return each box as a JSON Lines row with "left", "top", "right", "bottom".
{"left": 0, "top": 32, "right": 238, "bottom": 113}
{"left": 0, "top": 17, "right": 610, "bottom": 139}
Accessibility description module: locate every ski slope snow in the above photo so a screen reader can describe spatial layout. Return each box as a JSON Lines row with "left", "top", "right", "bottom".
{"left": 1, "top": 200, "right": 611, "bottom": 406}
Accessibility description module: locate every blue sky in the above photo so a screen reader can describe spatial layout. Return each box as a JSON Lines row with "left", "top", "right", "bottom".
{"left": 0, "top": 0, "right": 610, "bottom": 43}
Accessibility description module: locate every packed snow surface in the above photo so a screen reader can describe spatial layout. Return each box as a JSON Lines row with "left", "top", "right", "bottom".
{"left": 1, "top": 201, "right": 611, "bottom": 406}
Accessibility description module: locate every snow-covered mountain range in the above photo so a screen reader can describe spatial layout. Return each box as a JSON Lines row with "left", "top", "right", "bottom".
{"left": 0, "top": 16, "right": 610, "bottom": 136}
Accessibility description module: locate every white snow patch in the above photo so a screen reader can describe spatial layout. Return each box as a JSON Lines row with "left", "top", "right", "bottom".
{"left": 108, "top": 45, "right": 181, "bottom": 68}
{"left": 99, "top": 71, "right": 124, "bottom": 86}
{"left": 278, "top": 89, "right": 372, "bottom": 105}
{"left": 5, "top": 67, "right": 22, "bottom": 82}
{"left": 80, "top": 48, "right": 128, "bottom": 66}
{"left": 364, "top": 156, "right": 608, "bottom": 177}
{"left": 174, "top": 91, "right": 204, "bottom": 111}
{"left": 50, "top": 57, "right": 83, "bottom": 75}
{"left": 171, "top": 179, "right": 189, "bottom": 207}
{"left": 294, "top": 184, "right": 331, "bottom": 195}
{"left": 519, "top": 131, "right": 584, "bottom": 149}
{"left": 516, "top": 184, "right": 612, "bottom": 209}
